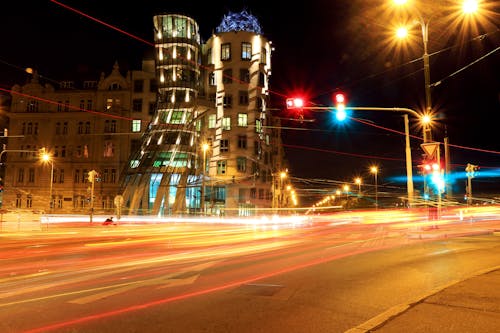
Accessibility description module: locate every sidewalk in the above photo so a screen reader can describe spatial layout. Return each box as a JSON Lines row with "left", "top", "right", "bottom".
{"left": 370, "top": 267, "right": 500, "bottom": 332}
{"left": 348, "top": 225, "right": 500, "bottom": 333}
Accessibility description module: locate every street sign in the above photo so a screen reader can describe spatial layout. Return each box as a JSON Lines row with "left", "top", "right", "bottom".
{"left": 420, "top": 142, "right": 439, "bottom": 158}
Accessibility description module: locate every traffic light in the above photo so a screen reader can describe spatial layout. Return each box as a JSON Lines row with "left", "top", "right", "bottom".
{"left": 286, "top": 97, "right": 304, "bottom": 109}
{"left": 334, "top": 92, "right": 347, "bottom": 121}
{"left": 465, "top": 163, "right": 479, "bottom": 178}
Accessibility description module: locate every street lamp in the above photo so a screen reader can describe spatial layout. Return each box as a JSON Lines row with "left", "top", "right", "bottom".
{"left": 392, "top": 0, "right": 479, "bottom": 143}
{"left": 370, "top": 166, "right": 379, "bottom": 209}
{"left": 40, "top": 150, "right": 54, "bottom": 212}
{"left": 200, "top": 142, "right": 209, "bottom": 214}
{"left": 279, "top": 170, "right": 288, "bottom": 209}
{"left": 354, "top": 177, "right": 362, "bottom": 196}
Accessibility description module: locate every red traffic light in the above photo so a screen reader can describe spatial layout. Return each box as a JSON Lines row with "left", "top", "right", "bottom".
{"left": 334, "top": 93, "right": 345, "bottom": 104}
{"left": 286, "top": 97, "right": 304, "bottom": 109}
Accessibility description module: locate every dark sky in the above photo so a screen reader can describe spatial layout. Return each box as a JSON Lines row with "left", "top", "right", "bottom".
{"left": 1, "top": 0, "right": 500, "bottom": 199}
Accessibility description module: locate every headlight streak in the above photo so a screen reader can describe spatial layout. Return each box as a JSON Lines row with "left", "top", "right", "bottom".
{"left": 2, "top": 211, "right": 500, "bottom": 332}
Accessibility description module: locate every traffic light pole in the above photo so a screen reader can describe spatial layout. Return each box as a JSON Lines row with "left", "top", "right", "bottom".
{"left": 299, "top": 106, "right": 420, "bottom": 207}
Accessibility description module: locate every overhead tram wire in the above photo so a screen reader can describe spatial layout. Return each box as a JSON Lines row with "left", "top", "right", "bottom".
{"left": 14, "top": 1, "right": 500, "bottom": 162}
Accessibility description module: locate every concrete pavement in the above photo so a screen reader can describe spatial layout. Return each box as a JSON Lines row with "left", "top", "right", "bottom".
{"left": 347, "top": 225, "right": 500, "bottom": 333}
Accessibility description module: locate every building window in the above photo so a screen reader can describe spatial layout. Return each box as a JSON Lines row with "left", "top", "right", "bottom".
{"left": 80, "top": 99, "right": 85, "bottom": 110}
{"left": 78, "top": 122, "right": 83, "bottom": 134}
{"left": 223, "top": 95, "right": 232, "bottom": 108}
{"left": 59, "top": 169, "right": 64, "bottom": 183}
{"left": 132, "top": 98, "right": 143, "bottom": 112}
{"left": 260, "top": 47, "right": 267, "bottom": 64}
{"left": 55, "top": 122, "right": 61, "bottom": 135}
{"left": 238, "top": 113, "right": 248, "bottom": 127}
{"left": 239, "top": 91, "right": 249, "bottom": 105}
{"left": 87, "top": 99, "right": 93, "bottom": 110}
{"left": 207, "top": 48, "right": 212, "bottom": 64}
{"left": 150, "top": 79, "right": 157, "bottom": 92}
{"left": 241, "top": 42, "right": 252, "bottom": 60}
{"left": 16, "top": 194, "right": 22, "bottom": 208}
{"left": 237, "top": 157, "right": 247, "bottom": 172}
{"left": 74, "top": 169, "right": 80, "bottom": 183}
{"left": 259, "top": 72, "right": 265, "bottom": 87}
{"left": 208, "top": 114, "right": 216, "bottom": 129}
{"left": 255, "top": 119, "right": 262, "bottom": 133}
{"left": 27, "top": 195, "right": 33, "bottom": 208}
{"left": 240, "top": 69, "right": 250, "bottom": 83}
{"left": 132, "top": 119, "right": 141, "bottom": 132}
{"left": 250, "top": 188, "right": 256, "bottom": 199}
{"left": 222, "top": 117, "right": 231, "bottom": 130}
{"left": 63, "top": 122, "right": 68, "bottom": 135}
{"left": 217, "top": 160, "right": 227, "bottom": 175}
{"left": 209, "top": 72, "right": 216, "bottom": 86}
{"left": 134, "top": 80, "right": 144, "bottom": 92}
{"left": 223, "top": 69, "right": 233, "bottom": 84}
{"left": 104, "top": 142, "right": 114, "bottom": 157}
{"left": 238, "top": 135, "right": 247, "bottom": 149}
{"left": 18, "top": 168, "right": 24, "bottom": 183}
{"left": 221, "top": 43, "right": 231, "bottom": 61}
{"left": 85, "top": 122, "right": 91, "bottom": 134}
{"left": 111, "top": 169, "right": 116, "bottom": 183}
{"left": 28, "top": 168, "right": 35, "bottom": 183}
{"left": 220, "top": 139, "right": 229, "bottom": 153}
{"left": 149, "top": 102, "right": 156, "bottom": 115}
{"left": 104, "top": 120, "right": 117, "bottom": 133}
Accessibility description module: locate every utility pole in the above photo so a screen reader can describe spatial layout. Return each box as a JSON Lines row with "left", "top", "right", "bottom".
{"left": 465, "top": 163, "right": 478, "bottom": 206}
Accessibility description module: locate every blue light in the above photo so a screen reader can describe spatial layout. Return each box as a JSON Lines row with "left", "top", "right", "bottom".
{"left": 216, "top": 10, "right": 263, "bottom": 34}
{"left": 336, "top": 109, "right": 347, "bottom": 121}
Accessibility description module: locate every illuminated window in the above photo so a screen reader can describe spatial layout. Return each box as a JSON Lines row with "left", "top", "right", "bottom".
{"left": 170, "top": 111, "right": 184, "bottom": 124}
{"left": 217, "top": 160, "right": 227, "bottom": 175}
{"left": 238, "top": 113, "right": 248, "bottom": 127}
{"left": 132, "top": 119, "right": 141, "bottom": 132}
{"left": 208, "top": 114, "right": 216, "bottom": 129}
{"left": 241, "top": 42, "right": 252, "bottom": 60}
{"left": 255, "top": 119, "right": 262, "bottom": 133}
{"left": 222, "top": 117, "right": 231, "bottom": 130}
{"left": 221, "top": 43, "right": 231, "bottom": 61}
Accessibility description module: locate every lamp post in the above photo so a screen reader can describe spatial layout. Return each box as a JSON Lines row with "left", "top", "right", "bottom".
{"left": 41, "top": 151, "right": 54, "bottom": 213}
{"left": 370, "top": 166, "right": 379, "bottom": 209}
{"left": 279, "top": 171, "right": 288, "bottom": 209}
{"left": 392, "top": 0, "right": 480, "bottom": 142}
{"left": 354, "top": 177, "right": 362, "bottom": 196}
{"left": 200, "top": 143, "right": 209, "bottom": 215}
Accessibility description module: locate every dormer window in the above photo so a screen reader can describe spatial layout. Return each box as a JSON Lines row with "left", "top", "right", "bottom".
{"left": 109, "top": 82, "right": 121, "bottom": 90}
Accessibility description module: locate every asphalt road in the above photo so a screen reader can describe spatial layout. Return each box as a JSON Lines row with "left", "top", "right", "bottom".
{"left": 0, "top": 215, "right": 499, "bottom": 332}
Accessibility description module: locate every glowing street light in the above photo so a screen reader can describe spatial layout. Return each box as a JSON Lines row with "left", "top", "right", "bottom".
{"left": 392, "top": 0, "right": 480, "bottom": 142}
{"left": 370, "top": 166, "right": 379, "bottom": 209}
{"left": 40, "top": 149, "right": 54, "bottom": 212}
{"left": 354, "top": 177, "right": 362, "bottom": 195}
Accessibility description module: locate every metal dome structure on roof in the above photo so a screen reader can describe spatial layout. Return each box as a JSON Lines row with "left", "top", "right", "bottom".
{"left": 215, "top": 10, "right": 263, "bottom": 34}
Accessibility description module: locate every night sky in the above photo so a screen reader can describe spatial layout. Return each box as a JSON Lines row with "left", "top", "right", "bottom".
{"left": 1, "top": 0, "right": 499, "bottom": 200}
